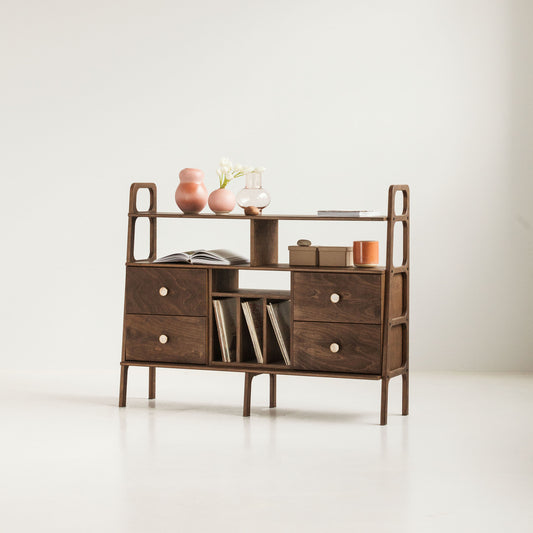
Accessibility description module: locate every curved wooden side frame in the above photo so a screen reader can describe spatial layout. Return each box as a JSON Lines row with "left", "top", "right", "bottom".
{"left": 380, "top": 185, "right": 410, "bottom": 425}
{"left": 126, "top": 183, "right": 157, "bottom": 263}
{"left": 120, "top": 183, "right": 158, "bottom": 408}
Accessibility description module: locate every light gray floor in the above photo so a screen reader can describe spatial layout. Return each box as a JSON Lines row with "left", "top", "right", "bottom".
{"left": 1, "top": 369, "right": 531, "bottom": 532}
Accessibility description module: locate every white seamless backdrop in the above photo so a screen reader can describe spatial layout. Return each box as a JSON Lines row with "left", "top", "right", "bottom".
{"left": 0, "top": 0, "right": 531, "bottom": 371}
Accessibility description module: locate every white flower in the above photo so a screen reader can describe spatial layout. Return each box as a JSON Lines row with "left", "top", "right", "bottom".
{"left": 217, "top": 168, "right": 223, "bottom": 178}
{"left": 255, "top": 167, "right": 266, "bottom": 173}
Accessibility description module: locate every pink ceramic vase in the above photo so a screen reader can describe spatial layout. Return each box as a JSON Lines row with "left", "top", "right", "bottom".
{"left": 175, "top": 168, "right": 208, "bottom": 214}
{"left": 208, "top": 188, "right": 236, "bottom": 215}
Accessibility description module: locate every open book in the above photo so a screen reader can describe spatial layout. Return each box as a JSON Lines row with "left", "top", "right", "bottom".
{"left": 154, "top": 249, "right": 247, "bottom": 265}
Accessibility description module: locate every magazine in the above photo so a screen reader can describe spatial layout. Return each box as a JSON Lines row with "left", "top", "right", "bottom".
{"left": 154, "top": 249, "right": 247, "bottom": 265}
{"left": 267, "top": 301, "right": 291, "bottom": 365}
{"left": 213, "top": 298, "right": 237, "bottom": 362}
{"left": 241, "top": 299, "right": 264, "bottom": 364}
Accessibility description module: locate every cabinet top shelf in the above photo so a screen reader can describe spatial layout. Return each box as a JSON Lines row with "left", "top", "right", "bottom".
{"left": 126, "top": 261, "right": 386, "bottom": 274}
{"left": 129, "top": 211, "right": 389, "bottom": 222}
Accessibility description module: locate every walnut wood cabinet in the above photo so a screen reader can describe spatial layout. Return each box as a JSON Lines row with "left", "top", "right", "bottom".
{"left": 120, "top": 183, "right": 410, "bottom": 425}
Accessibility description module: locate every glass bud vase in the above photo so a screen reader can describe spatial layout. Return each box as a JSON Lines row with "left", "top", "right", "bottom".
{"left": 236, "top": 172, "right": 271, "bottom": 212}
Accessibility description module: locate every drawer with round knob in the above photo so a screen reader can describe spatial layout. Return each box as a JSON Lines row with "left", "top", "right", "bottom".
{"left": 292, "top": 321, "right": 381, "bottom": 374}
{"left": 292, "top": 272, "right": 382, "bottom": 324}
{"left": 124, "top": 314, "right": 207, "bottom": 364}
{"left": 125, "top": 267, "right": 207, "bottom": 316}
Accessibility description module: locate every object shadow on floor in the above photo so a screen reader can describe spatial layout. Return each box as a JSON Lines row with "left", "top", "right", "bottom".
{"left": 122, "top": 398, "right": 375, "bottom": 424}
{"left": 26, "top": 391, "right": 381, "bottom": 425}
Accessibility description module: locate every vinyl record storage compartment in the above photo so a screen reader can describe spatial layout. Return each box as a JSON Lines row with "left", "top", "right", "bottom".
{"left": 119, "top": 183, "right": 410, "bottom": 425}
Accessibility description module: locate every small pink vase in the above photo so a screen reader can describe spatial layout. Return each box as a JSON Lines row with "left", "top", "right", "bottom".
{"left": 175, "top": 168, "right": 208, "bottom": 214}
{"left": 208, "top": 188, "right": 236, "bottom": 214}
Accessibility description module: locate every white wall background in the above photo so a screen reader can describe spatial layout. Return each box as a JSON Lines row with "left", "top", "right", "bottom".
{"left": 1, "top": 0, "right": 531, "bottom": 371}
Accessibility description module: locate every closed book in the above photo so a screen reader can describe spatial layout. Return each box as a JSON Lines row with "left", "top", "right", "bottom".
{"left": 317, "top": 210, "right": 382, "bottom": 217}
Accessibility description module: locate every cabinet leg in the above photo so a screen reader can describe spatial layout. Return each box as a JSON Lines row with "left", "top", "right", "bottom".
{"left": 402, "top": 370, "right": 409, "bottom": 416}
{"left": 380, "top": 376, "right": 389, "bottom": 426}
{"left": 149, "top": 367, "right": 156, "bottom": 400}
{"left": 269, "top": 374, "right": 276, "bottom": 408}
{"left": 119, "top": 365, "right": 129, "bottom": 407}
{"left": 243, "top": 373, "right": 256, "bottom": 417}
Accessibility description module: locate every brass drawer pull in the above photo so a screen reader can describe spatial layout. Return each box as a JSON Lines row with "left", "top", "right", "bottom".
{"left": 159, "top": 287, "right": 169, "bottom": 296}
{"left": 329, "top": 342, "right": 340, "bottom": 353}
{"left": 159, "top": 334, "right": 168, "bottom": 344}
{"left": 330, "top": 293, "right": 340, "bottom": 303}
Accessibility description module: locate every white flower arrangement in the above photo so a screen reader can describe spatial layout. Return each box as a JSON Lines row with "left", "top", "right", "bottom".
{"left": 217, "top": 157, "right": 266, "bottom": 189}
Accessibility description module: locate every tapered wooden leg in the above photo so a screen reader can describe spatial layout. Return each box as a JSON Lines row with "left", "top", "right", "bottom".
{"left": 243, "top": 373, "right": 255, "bottom": 417}
{"left": 380, "top": 376, "right": 389, "bottom": 425}
{"left": 119, "top": 365, "right": 129, "bottom": 407}
{"left": 402, "top": 370, "right": 409, "bottom": 415}
{"left": 149, "top": 367, "right": 156, "bottom": 399}
{"left": 269, "top": 374, "right": 276, "bottom": 408}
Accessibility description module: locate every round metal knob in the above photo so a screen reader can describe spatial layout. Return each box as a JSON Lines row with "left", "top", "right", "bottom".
{"left": 159, "top": 287, "right": 168, "bottom": 296}
{"left": 159, "top": 334, "right": 168, "bottom": 344}
{"left": 329, "top": 343, "right": 340, "bottom": 353}
{"left": 330, "top": 293, "right": 340, "bottom": 303}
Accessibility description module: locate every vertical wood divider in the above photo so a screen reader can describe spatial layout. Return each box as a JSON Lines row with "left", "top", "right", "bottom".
{"left": 236, "top": 297, "right": 242, "bottom": 363}
{"left": 208, "top": 269, "right": 214, "bottom": 364}
{"left": 250, "top": 219, "right": 278, "bottom": 266}
{"left": 262, "top": 298, "right": 268, "bottom": 363}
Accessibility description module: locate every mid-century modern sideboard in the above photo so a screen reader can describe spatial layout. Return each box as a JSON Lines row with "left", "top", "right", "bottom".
{"left": 119, "top": 183, "right": 409, "bottom": 425}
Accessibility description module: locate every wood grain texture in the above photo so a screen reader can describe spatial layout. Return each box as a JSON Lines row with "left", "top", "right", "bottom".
{"left": 127, "top": 183, "right": 157, "bottom": 263}
{"left": 127, "top": 262, "right": 385, "bottom": 274}
{"left": 149, "top": 367, "right": 156, "bottom": 399}
{"left": 293, "top": 321, "right": 382, "bottom": 374}
{"left": 293, "top": 272, "right": 382, "bottom": 324}
{"left": 250, "top": 219, "right": 278, "bottom": 266}
{"left": 390, "top": 273, "right": 405, "bottom": 318}
{"left": 382, "top": 184, "right": 410, "bottom": 425}
{"left": 387, "top": 324, "right": 404, "bottom": 371}
{"left": 125, "top": 267, "right": 207, "bottom": 316}
{"left": 243, "top": 372, "right": 260, "bottom": 416}
{"left": 129, "top": 212, "right": 388, "bottom": 221}
{"left": 380, "top": 376, "right": 389, "bottom": 425}
{"left": 270, "top": 374, "right": 276, "bottom": 408}
{"left": 125, "top": 314, "right": 207, "bottom": 364}
{"left": 211, "top": 269, "right": 239, "bottom": 292}
{"left": 119, "top": 365, "right": 128, "bottom": 407}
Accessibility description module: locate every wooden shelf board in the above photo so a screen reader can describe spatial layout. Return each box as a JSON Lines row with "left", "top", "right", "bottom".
{"left": 122, "top": 360, "right": 382, "bottom": 380}
{"left": 212, "top": 289, "right": 291, "bottom": 299}
{"left": 129, "top": 212, "right": 388, "bottom": 222}
{"left": 126, "top": 261, "right": 385, "bottom": 274}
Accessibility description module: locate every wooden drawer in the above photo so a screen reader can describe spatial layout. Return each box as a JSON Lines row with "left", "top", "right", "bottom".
{"left": 292, "top": 272, "right": 382, "bottom": 324}
{"left": 125, "top": 314, "right": 207, "bottom": 364}
{"left": 125, "top": 267, "right": 207, "bottom": 316}
{"left": 293, "top": 321, "right": 381, "bottom": 374}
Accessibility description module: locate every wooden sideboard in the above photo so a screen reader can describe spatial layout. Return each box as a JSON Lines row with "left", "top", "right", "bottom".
{"left": 119, "top": 183, "right": 409, "bottom": 425}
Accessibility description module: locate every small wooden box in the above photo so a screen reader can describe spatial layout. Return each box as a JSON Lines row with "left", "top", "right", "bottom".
{"left": 318, "top": 246, "right": 353, "bottom": 267}
{"left": 289, "top": 246, "right": 318, "bottom": 266}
